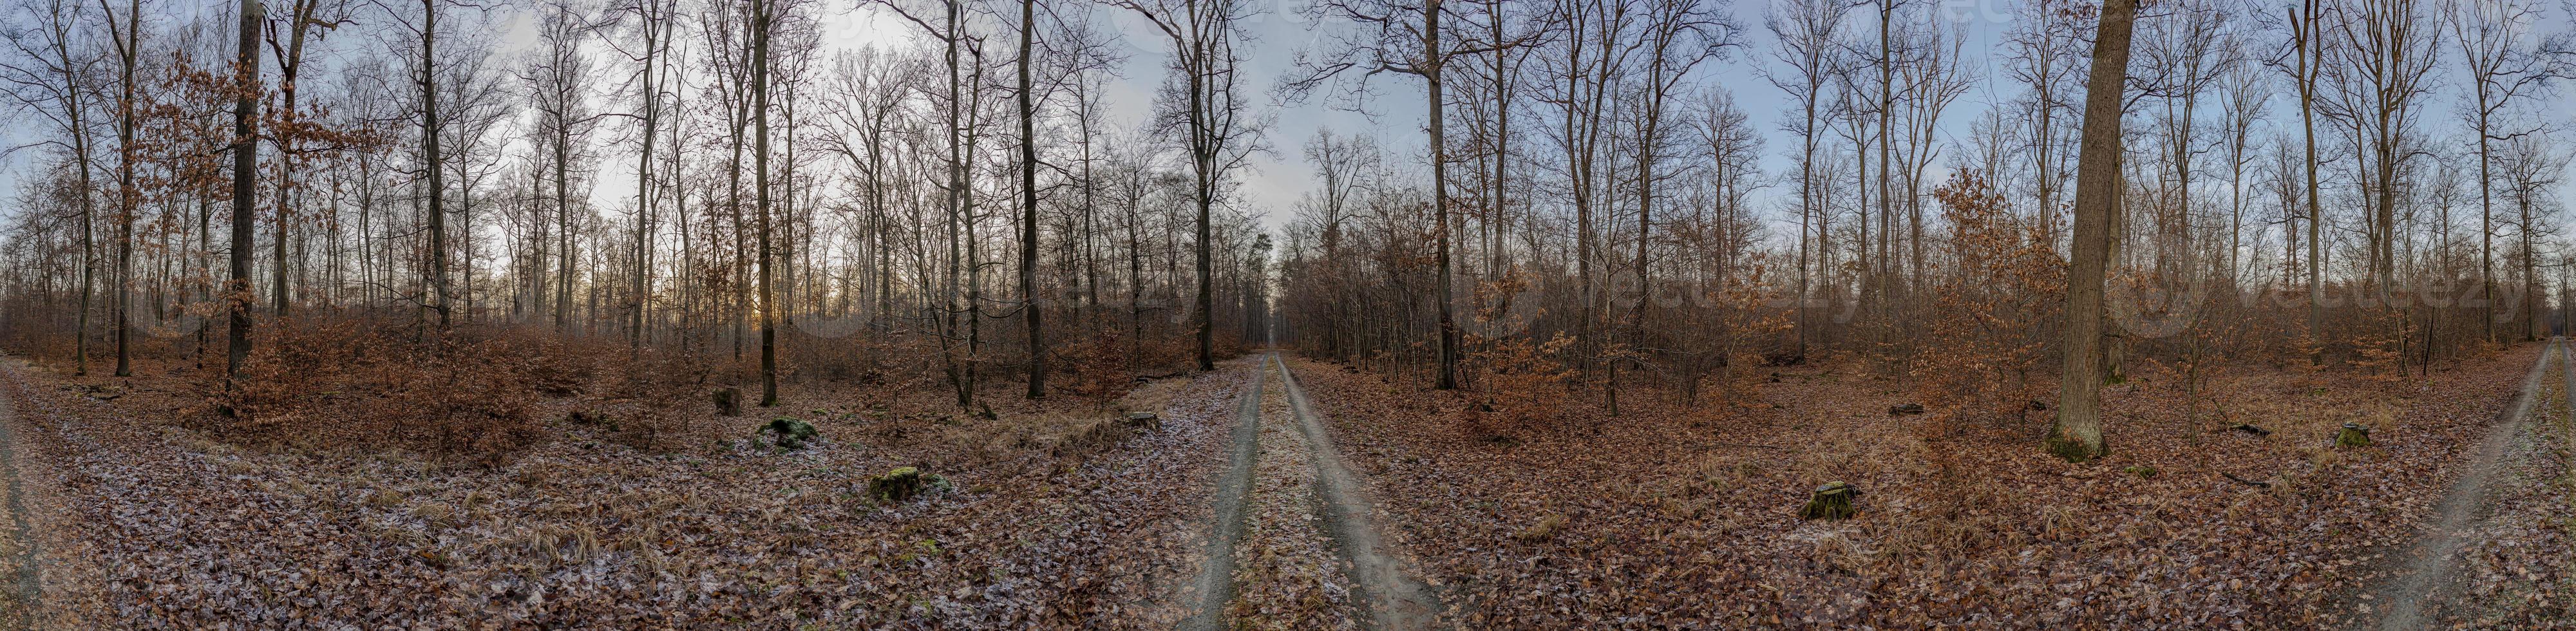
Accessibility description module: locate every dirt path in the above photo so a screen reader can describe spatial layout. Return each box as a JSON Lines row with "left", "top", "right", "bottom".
{"left": 1274, "top": 353, "right": 1441, "bottom": 629}
{"left": 2369, "top": 337, "right": 2558, "bottom": 630}
{"left": 1220, "top": 357, "right": 1359, "bottom": 628}
{"left": 0, "top": 360, "right": 42, "bottom": 629}
{"left": 1184, "top": 361, "right": 1265, "bottom": 631}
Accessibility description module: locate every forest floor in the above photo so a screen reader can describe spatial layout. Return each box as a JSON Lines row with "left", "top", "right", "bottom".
{"left": 1277, "top": 342, "right": 2561, "bottom": 628}
{"left": 0, "top": 341, "right": 2567, "bottom": 628}
{"left": 0, "top": 352, "right": 1263, "bottom": 628}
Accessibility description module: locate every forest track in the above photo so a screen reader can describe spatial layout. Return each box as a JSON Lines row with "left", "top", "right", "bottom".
{"left": 0, "top": 359, "right": 42, "bottom": 630}
{"left": 2369, "top": 338, "right": 2557, "bottom": 630}
{"left": 1183, "top": 359, "right": 1264, "bottom": 631}
{"left": 1273, "top": 352, "right": 1441, "bottom": 630}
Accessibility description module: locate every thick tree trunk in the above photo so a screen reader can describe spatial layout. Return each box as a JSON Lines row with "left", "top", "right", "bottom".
{"left": 2050, "top": 0, "right": 2137, "bottom": 462}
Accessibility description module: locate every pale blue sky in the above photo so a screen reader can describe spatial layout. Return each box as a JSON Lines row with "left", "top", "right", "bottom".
{"left": 11, "top": 0, "right": 2576, "bottom": 245}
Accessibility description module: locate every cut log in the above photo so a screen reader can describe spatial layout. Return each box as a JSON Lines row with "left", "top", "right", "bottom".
{"left": 2228, "top": 423, "right": 2269, "bottom": 437}
{"left": 1122, "top": 411, "right": 1162, "bottom": 431}
{"left": 1887, "top": 403, "right": 1926, "bottom": 415}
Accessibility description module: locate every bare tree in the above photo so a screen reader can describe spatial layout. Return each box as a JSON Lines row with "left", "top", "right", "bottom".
{"left": 2446, "top": 0, "right": 2561, "bottom": 343}
{"left": 2217, "top": 41, "right": 2264, "bottom": 286}
{"left": 232, "top": 0, "right": 263, "bottom": 381}
{"left": 2331, "top": 0, "right": 2438, "bottom": 298}
{"left": 1615, "top": 0, "right": 1737, "bottom": 412}
{"left": 1017, "top": 0, "right": 1041, "bottom": 397}
{"left": 1760, "top": 0, "right": 1847, "bottom": 359}
{"left": 2282, "top": 0, "right": 2325, "bottom": 343}
{"left": 1115, "top": 0, "right": 1264, "bottom": 373}
{"left": 522, "top": 0, "right": 599, "bottom": 333}
{"left": 751, "top": 0, "right": 777, "bottom": 405}
{"left": 618, "top": 0, "right": 677, "bottom": 355}
{"left": 2499, "top": 130, "right": 2563, "bottom": 339}
{"left": 99, "top": 0, "right": 141, "bottom": 377}
{"left": 406, "top": 0, "right": 451, "bottom": 332}
{"left": 2051, "top": 0, "right": 2138, "bottom": 462}
{"left": 0, "top": 0, "right": 104, "bottom": 374}
{"left": 267, "top": 0, "right": 344, "bottom": 318}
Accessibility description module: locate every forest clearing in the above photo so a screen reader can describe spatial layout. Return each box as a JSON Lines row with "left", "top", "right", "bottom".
{"left": 9, "top": 0, "right": 2576, "bottom": 625}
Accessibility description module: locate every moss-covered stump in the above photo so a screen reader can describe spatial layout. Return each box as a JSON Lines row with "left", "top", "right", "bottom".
{"left": 869, "top": 467, "right": 949, "bottom": 503}
{"left": 1799, "top": 482, "right": 1859, "bottom": 520}
{"left": 712, "top": 388, "right": 742, "bottom": 417}
{"left": 766, "top": 417, "right": 818, "bottom": 449}
{"left": 2336, "top": 422, "right": 2371, "bottom": 447}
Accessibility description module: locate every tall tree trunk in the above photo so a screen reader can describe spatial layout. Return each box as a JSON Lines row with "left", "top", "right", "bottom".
{"left": 227, "top": 0, "right": 263, "bottom": 386}
{"left": 555, "top": 112, "right": 574, "bottom": 333}
{"left": 2295, "top": 2, "right": 2324, "bottom": 346}
{"left": 46, "top": 1, "right": 99, "bottom": 375}
{"left": 632, "top": 0, "right": 661, "bottom": 358}
{"left": 2049, "top": 0, "right": 2137, "bottom": 463}
{"left": 753, "top": 0, "right": 779, "bottom": 406}
{"left": 423, "top": 0, "right": 450, "bottom": 332}
{"left": 2479, "top": 111, "right": 2494, "bottom": 343}
{"left": 109, "top": 0, "right": 138, "bottom": 378}
{"left": 1426, "top": 0, "right": 1457, "bottom": 390}
{"left": 1019, "top": 0, "right": 1045, "bottom": 398}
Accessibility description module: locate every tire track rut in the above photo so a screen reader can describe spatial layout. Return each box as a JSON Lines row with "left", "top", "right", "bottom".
{"left": 1184, "top": 360, "right": 1265, "bottom": 631}
{"left": 0, "top": 358, "right": 43, "bottom": 630}
{"left": 1274, "top": 352, "right": 1440, "bottom": 629}
{"left": 2370, "top": 337, "right": 2557, "bottom": 630}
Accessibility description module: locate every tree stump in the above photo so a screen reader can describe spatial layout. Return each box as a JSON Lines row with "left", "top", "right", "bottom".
{"left": 1799, "top": 482, "right": 1859, "bottom": 520}
{"left": 869, "top": 467, "right": 948, "bottom": 503}
{"left": 712, "top": 388, "right": 741, "bottom": 417}
{"left": 766, "top": 417, "right": 817, "bottom": 449}
{"left": 2335, "top": 422, "right": 2371, "bottom": 447}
